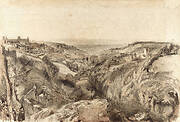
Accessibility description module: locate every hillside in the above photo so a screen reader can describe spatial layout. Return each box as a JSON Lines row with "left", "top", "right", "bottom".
{"left": 0, "top": 39, "right": 180, "bottom": 122}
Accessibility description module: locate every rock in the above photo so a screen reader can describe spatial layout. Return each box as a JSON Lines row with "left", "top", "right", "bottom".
{"left": 1, "top": 40, "right": 180, "bottom": 122}
{"left": 30, "top": 99, "right": 110, "bottom": 122}
{"left": 89, "top": 42, "right": 180, "bottom": 122}
{"left": 0, "top": 52, "right": 81, "bottom": 120}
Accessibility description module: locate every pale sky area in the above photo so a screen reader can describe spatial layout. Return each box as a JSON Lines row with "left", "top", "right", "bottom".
{"left": 0, "top": 0, "right": 180, "bottom": 45}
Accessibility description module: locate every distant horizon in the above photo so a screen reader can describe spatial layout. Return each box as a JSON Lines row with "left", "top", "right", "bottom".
{"left": 1, "top": 1, "right": 180, "bottom": 45}
{"left": 2, "top": 36, "right": 176, "bottom": 45}
{"left": 2, "top": 36, "right": 179, "bottom": 46}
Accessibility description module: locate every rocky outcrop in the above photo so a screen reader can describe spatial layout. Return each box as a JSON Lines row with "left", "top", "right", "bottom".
{"left": 0, "top": 47, "right": 84, "bottom": 121}
{"left": 1, "top": 40, "right": 180, "bottom": 122}
{"left": 29, "top": 99, "right": 109, "bottom": 122}
{"left": 89, "top": 42, "right": 180, "bottom": 122}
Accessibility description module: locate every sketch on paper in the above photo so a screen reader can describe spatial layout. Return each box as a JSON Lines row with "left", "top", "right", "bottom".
{"left": 0, "top": 36, "right": 180, "bottom": 122}
{"left": 0, "top": 0, "right": 180, "bottom": 122}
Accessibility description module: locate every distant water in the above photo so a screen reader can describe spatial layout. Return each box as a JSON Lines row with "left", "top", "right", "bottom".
{"left": 76, "top": 44, "right": 126, "bottom": 55}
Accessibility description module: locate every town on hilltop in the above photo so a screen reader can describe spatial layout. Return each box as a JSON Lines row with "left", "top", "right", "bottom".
{"left": 3, "top": 36, "right": 29, "bottom": 45}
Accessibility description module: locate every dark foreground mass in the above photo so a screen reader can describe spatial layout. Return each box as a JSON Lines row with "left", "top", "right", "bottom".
{"left": 0, "top": 38, "right": 180, "bottom": 122}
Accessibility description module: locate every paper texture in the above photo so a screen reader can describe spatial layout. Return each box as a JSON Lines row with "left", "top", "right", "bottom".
{"left": 0, "top": 0, "right": 180, "bottom": 122}
{"left": 0, "top": 0, "right": 180, "bottom": 44}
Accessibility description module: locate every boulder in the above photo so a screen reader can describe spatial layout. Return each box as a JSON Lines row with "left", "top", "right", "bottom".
{"left": 29, "top": 99, "right": 110, "bottom": 122}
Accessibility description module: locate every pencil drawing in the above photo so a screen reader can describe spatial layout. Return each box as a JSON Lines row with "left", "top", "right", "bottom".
{"left": 1, "top": 0, "right": 180, "bottom": 121}
{"left": 0, "top": 36, "right": 180, "bottom": 122}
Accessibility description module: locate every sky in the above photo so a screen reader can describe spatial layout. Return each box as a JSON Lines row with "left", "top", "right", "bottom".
{"left": 0, "top": 0, "right": 180, "bottom": 45}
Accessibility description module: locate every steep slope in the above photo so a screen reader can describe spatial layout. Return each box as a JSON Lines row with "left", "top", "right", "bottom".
{"left": 0, "top": 40, "right": 180, "bottom": 122}
{"left": 0, "top": 42, "right": 87, "bottom": 121}
{"left": 88, "top": 42, "right": 180, "bottom": 121}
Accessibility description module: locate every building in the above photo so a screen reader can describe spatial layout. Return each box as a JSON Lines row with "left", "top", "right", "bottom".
{"left": 3, "top": 36, "right": 18, "bottom": 44}
{"left": 131, "top": 48, "right": 149, "bottom": 60}
{"left": 17, "top": 36, "right": 29, "bottom": 45}
{"left": 3, "top": 36, "right": 30, "bottom": 45}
